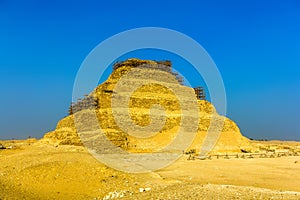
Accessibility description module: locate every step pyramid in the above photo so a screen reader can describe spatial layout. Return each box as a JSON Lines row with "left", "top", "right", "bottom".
{"left": 42, "top": 59, "right": 250, "bottom": 155}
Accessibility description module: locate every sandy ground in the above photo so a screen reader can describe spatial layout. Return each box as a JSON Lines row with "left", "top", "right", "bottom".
{"left": 1, "top": 140, "right": 300, "bottom": 200}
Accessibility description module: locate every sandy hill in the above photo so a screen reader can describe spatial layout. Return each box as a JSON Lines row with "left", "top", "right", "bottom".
{"left": 42, "top": 58, "right": 249, "bottom": 154}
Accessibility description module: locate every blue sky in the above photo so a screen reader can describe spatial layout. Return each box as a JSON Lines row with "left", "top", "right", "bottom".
{"left": 0, "top": 0, "right": 299, "bottom": 140}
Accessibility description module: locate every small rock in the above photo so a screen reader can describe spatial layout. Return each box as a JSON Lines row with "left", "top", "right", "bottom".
{"left": 198, "top": 156, "right": 207, "bottom": 160}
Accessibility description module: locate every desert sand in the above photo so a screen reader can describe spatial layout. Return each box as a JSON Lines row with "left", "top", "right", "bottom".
{"left": 1, "top": 139, "right": 300, "bottom": 200}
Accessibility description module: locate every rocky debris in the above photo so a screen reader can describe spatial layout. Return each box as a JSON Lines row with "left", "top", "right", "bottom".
{"left": 101, "top": 190, "right": 133, "bottom": 199}
{"left": 121, "top": 183, "right": 300, "bottom": 200}
{"left": 139, "top": 187, "right": 151, "bottom": 192}
{"left": 100, "top": 187, "right": 152, "bottom": 199}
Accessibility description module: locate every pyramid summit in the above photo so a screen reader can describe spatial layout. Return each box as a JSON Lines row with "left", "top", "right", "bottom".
{"left": 42, "top": 58, "right": 250, "bottom": 154}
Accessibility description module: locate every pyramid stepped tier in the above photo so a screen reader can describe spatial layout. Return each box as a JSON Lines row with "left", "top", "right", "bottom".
{"left": 42, "top": 58, "right": 250, "bottom": 154}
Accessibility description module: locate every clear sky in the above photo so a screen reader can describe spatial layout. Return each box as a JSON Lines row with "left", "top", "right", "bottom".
{"left": 0, "top": 0, "right": 299, "bottom": 140}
